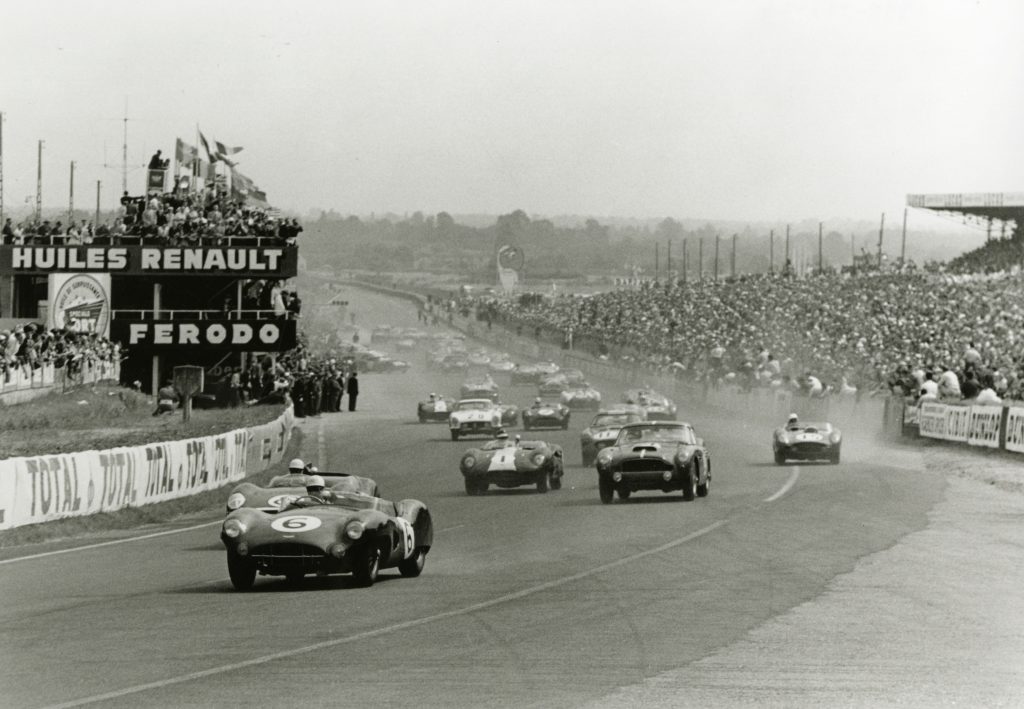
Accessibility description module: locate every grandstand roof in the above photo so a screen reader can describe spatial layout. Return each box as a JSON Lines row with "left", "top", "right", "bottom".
{"left": 907, "top": 192, "right": 1024, "bottom": 222}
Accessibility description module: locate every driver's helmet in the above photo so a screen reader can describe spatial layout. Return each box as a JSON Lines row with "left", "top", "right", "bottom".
{"left": 494, "top": 429, "right": 508, "bottom": 440}
{"left": 288, "top": 458, "right": 306, "bottom": 474}
{"left": 306, "top": 474, "right": 326, "bottom": 495}
{"left": 786, "top": 413, "right": 799, "bottom": 427}
{"left": 428, "top": 392, "right": 437, "bottom": 400}
{"left": 533, "top": 397, "right": 542, "bottom": 407}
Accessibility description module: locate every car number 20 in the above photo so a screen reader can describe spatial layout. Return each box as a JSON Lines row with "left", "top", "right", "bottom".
{"left": 270, "top": 515, "right": 322, "bottom": 533}
{"left": 394, "top": 517, "right": 415, "bottom": 558}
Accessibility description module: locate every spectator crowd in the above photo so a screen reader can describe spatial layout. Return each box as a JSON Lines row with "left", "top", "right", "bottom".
{"left": 0, "top": 324, "right": 121, "bottom": 385}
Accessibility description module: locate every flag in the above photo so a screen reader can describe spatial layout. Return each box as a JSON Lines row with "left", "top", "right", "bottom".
{"left": 175, "top": 138, "right": 198, "bottom": 167}
{"left": 230, "top": 168, "right": 268, "bottom": 205}
{"left": 199, "top": 131, "right": 215, "bottom": 161}
{"left": 215, "top": 141, "right": 243, "bottom": 157}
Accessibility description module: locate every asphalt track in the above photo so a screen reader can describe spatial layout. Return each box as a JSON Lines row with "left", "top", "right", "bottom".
{"left": 1, "top": 286, "right": 1020, "bottom": 708}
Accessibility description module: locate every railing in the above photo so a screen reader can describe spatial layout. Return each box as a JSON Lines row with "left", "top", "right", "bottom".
{"left": 4, "top": 235, "right": 294, "bottom": 247}
{"left": 112, "top": 309, "right": 281, "bottom": 320}
{"left": 0, "top": 360, "right": 121, "bottom": 403}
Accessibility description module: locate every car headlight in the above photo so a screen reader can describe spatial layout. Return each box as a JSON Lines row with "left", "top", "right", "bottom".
{"left": 462, "top": 456, "right": 476, "bottom": 469}
{"left": 778, "top": 434, "right": 790, "bottom": 445}
{"left": 662, "top": 470, "right": 673, "bottom": 482}
{"left": 223, "top": 519, "right": 247, "bottom": 538}
{"left": 830, "top": 432, "right": 841, "bottom": 444}
{"left": 612, "top": 472, "right": 622, "bottom": 482}
{"left": 345, "top": 521, "right": 365, "bottom": 540}
{"left": 226, "top": 492, "right": 245, "bottom": 510}
{"left": 596, "top": 450, "right": 614, "bottom": 467}
{"left": 329, "top": 543, "right": 347, "bottom": 559}
{"left": 532, "top": 454, "right": 545, "bottom": 466}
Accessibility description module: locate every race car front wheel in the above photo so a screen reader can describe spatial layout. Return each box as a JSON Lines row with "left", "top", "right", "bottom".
{"left": 450, "top": 431, "right": 460, "bottom": 441}
{"left": 352, "top": 544, "right": 380, "bottom": 587}
{"left": 537, "top": 470, "right": 550, "bottom": 493}
{"left": 599, "top": 478, "right": 614, "bottom": 504}
{"left": 681, "top": 464, "right": 696, "bottom": 501}
{"left": 227, "top": 550, "right": 256, "bottom": 591}
{"left": 398, "top": 548, "right": 427, "bottom": 577}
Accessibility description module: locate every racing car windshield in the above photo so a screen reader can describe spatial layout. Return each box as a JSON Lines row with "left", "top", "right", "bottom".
{"left": 618, "top": 425, "right": 695, "bottom": 445}
{"left": 456, "top": 400, "right": 493, "bottom": 411}
{"left": 593, "top": 413, "right": 640, "bottom": 427}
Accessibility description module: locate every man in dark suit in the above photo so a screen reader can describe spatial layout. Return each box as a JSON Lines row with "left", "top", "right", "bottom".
{"left": 346, "top": 371, "right": 359, "bottom": 412}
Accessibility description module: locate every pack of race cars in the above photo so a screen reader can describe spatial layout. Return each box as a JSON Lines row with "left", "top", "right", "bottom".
{"left": 222, "top": 353, "right": 839, "bottom": 591}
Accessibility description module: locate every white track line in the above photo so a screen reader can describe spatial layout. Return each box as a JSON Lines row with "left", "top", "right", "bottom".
{"left": 43, "top": 520, "right": 727, "bottom": 709}
{"left": 764, "top": 468, "right": 800, "bottom": 502}
{"left": 0, "top": 520, "right": 222, "bottom": 566}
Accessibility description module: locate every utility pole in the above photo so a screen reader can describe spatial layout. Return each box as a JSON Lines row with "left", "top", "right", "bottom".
{"left": 68, "top": 161, "right": 75, "bottom": 226}
{"left": 731, "top": 233, "right": 737, "bottom": 279}
{"left": 900, "top": 207, "right": 907, "bottom": 267}
{"left": 785, "top": 224, "right": 790, "bottom": 273}
{"left": 0, "top": 111, "right": 5, "bottom": 228}
{"left": 818, "top": 222, "right": 823, "bottom": 274}
{"left": 698, "top": 237, "right": 704, "bottom": 282}
{"left": 769, "top": 229, "right": 774, "bottom": 275}
{"left": 95, "top": 180, "right": 101, "bottom": 229}
{"left": 682, "top": 238, "right": 688, "bottom": 283}
{"left": 714, "top": 234, "right": 720, "bottom": 281}
{"left": 36, "top": 140, "right": 44, "bottom": 221}
{"left": 877, "top": 212, "right": 885, "bottom": 268}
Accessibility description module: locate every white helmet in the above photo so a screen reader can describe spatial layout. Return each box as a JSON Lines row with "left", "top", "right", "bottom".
{"left": 306, "top": 474, "right": 326, "bottom": 491}
{"left": 288, "top": 458, "right": 305, "bottom": 472}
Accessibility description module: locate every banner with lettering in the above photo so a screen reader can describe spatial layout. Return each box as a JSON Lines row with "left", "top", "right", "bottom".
{"left": 48, "top": 273, "right": 112, "bottom": 337}
{"left": 111, "top": 319, "right": 296, "bottom": 352}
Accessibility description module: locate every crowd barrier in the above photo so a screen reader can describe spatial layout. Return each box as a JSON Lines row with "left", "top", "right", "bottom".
{"left": 0, "top": 360, "right": 121, "bottom": 405}
{"left": 0, "top": 406, "right": 294, "bottom": 530}
{"left": 899, "top": 398, "right": 1023, "bottom": 454}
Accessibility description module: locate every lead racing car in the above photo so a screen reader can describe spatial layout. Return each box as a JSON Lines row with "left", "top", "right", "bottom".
{"left": 221, "top": 491, "right": 433, "bottom": 590}
{"left": 595, "top": 421, "right": 710, "bottom": 503}
{"left": 417, "top": 394, "right": 456, "bottom": 423}
{"left": 448, "top": 398, "right": 514, "bottom": 440}
{"left": 460, "top": 435, "right": 564, "bottom": 495}
{"left": 579, "top": 407, "right": 647, "bottom": 466}
{"left": 773, "top": 420, "right": 841, "bottom": 464}
{"left": 225, "top": 471, "right": 380, "bottom": 513}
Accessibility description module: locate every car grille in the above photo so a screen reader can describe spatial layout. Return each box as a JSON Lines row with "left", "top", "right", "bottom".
{"left": 461, "top": 421, "right": 492, "bottom": 430}
{"left": 794, "top": 442, "right": 827, "bottom": 452}
{"left": 250, "top": 543, "right": 325, "bottom": 560}
{"left": 622, "top": 458, "right": 672, "bottom": 472}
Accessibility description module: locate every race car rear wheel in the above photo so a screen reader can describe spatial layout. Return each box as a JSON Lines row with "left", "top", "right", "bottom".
{"left": 537, "top": 469, "right": 550, "bottom": 493}
{"left": 398, "top": 548, "right": 426, "bottom": 577}
{"left": 227, "top": 551, "right": 256, "bottom": 591}
{"left": 774, "top": 450, "right": 786, "bottom": 465}
{"left": 681, "top": 464, "right": 696, "bottom": 501}
{"left": 599, "top": 478, "right": 614, "bottom": 504}
{"left": 352, "top": 544, "right": 380, "bottom": 587}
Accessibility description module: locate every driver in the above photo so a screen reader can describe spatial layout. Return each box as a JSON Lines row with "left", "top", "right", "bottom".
{"left": 531, "top": 397, "right": 543, "bottom": 409}
{"left": 785, "top": 413, "right": 800, "bottom": 430}
{"left": 288, "top": 458, "right": 306, "bottom": 475}
{"left": 428, "top": 392, "right": 437, "bottom": 402}
{"left": 305, "top": 474, "right": 335, "bottom": 502}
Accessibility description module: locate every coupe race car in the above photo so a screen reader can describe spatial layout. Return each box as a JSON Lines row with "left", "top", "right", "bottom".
{"left": 417, "top": 395, "right": 457, "bottom": 422}
{"left": 580, "top": 408, "right": 647, "bottom": 466}
{"left": 622, "top": 388, "right": 678, "bottom": 421}
{"left": 538, "top": 374, "right": 571, "bottom": 397}
{"left": 449, "top": 398, "right": 506, "bottom": 440}
{"left": 511, "top": 361, "right": 560, "bottom": 385}
{"left": 460, "top": 375, "right": 499, "bottom": 401}
{"left": 595, "top": 421, "right": 711, "bottom": 503}
{"left": 773, "top": 421, "right": 841, "bottom": 464}
{"left": 460, "top": 436, "right": 564, "bottom": 495}
{"left": 221, "top": 491, "right": 433, "bottom": 590}
{"left": 225, "top": 471, "right": 380, "bottom": 514}
{"left": 522, "top": 399, "right": 571, "bottom": 430}
{"left": 561, "top": 384, "right": 602, "bottom": 410}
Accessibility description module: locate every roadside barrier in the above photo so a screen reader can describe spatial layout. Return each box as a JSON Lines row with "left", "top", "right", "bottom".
{"left": 0, "top": 360, "right": 120, "bottom": 405}
{"left": 0, "top": 406, "right": 294, "bottom": 531}
{"left": 902, "top": 398, "right": 1022, "bottom": 454}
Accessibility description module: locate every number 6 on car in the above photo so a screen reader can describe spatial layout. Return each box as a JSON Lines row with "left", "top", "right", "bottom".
{"left": 270, "top": 515, "right": 322, "bottom": 532}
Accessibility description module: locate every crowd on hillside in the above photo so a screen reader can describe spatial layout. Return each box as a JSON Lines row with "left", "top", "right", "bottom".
{"left": 0, "top": 324, "right": 121, "bottom": 385}
{"left": 469, "top": 260, "right": 1024, "bottom": 404}
{"left": 1, "top": 184, "right": 302, "bottom": 247}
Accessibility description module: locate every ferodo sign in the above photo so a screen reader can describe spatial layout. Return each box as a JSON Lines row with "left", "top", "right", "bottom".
{"left": 111, "top": 319, "right": 296, "bottom": 351}
{"left": 0, "top": 245, "right": 298, "bottom": 278}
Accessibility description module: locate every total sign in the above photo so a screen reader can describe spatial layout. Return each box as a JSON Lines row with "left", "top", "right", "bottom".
{"left": 112, "top": 319, "right": 297, "bottom": 351}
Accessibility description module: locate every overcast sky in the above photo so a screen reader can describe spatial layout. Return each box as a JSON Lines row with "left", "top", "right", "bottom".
{"left": 1, "top": 0, "right": 1021, "bottom": 227}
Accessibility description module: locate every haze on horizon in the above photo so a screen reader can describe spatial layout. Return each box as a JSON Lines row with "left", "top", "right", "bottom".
{"left": 1, "top": 0, "right": 1021, "bottom": 234}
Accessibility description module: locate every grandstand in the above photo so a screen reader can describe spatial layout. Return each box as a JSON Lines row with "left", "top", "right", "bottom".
{"left": 907, "top": 192, "right": 1022, "bottom": 240}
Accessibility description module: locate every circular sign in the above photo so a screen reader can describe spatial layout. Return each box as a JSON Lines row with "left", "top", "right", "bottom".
{"left": 498, "top": 245, "right": 525, "bottom": 271}
{"left": 268, "top": 494, "right": 298, "bottom": 509}
{"left": 52, "top": 274, "right": 110, "bottom": 335}
{"left": 270, "top": 515, "right": 322, "bottom": 533}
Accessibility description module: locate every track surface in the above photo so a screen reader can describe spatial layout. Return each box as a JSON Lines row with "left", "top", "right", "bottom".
{"left": 1, "top": 287, "right": 1019, "bottom": 708}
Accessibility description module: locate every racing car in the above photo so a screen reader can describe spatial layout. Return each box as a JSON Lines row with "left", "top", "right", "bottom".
{"left": 417, "top": 394, "right": 457, "bottom": 423}
{"left": 580, "top": 408, "right": 647, "bottom": 466}
{"left": 561, "top": 384, "right": 602, "bottom": 410}
{"left": 225, "top": 471, "right": 380, "bottom": 514}
{"left": 773, "top": 421, "right": 841, "bottom": 464}
{"left": 449, "top": 398, "right": 508, "bottom": 440}
{"left": 460, "top": 375, "right": 499, "bottom": 401}
{"left": 595, "top": 421, "right": 710, "bottom": 503}
{"left": 221, "top": 491, "right": 433, "bottom": 590}
{"left": 460, "top": 436, "right": 564, "bottom": 495}
{"left": 510, "top": 361, "right": 560, "bottom": 385}
{"left": 538, "top": 374, "right": 571, "bottom": 397}
{"left": 521, "top": 398, "right": 571, "bottom": 430}
{"left": 621, "top": 388, "right": 678, "bottom": 421}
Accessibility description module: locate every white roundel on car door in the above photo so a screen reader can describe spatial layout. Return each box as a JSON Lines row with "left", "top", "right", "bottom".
{"left": 487, "top": 449, "right": 518, "bottom": 471}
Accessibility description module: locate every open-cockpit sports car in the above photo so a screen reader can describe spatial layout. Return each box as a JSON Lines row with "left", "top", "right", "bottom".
{"left": 417, "top": 394, "right": 457, "bottom": 422}
{"left": 460, "top": 375, "right": 499, "bottom": 401}
{"left": 221, "top": 491, "right": 433, "bottom": 590}
{"left": 561, "top": 384, "right": 602, "bottom": 411}
{"left": 225, "top": 471, "right": 380, "bottom": 514}
{"left": 510, "top": 361, "right": 560, "bottom": 385}
{"left": 621, "top": 388, "right": 678, "bottom": 421}
{"left": 580, "top": 408, "right": 647, "bottom": 466}
{"left": 521, "top": 398, "right": 571, "bottom": 430}
{"left": 773, "top": 421, "right": 841, "bottom": 464}
{"left": 460, "top": 436, "right": 564, "bottom": 495}
{"left": 595, "top": 421, "right": 710, "bottom": 503}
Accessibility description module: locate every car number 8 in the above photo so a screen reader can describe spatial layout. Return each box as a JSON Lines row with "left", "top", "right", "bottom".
{"left": 271, "top": 515, "right": 322, "bottom": 533}
{"left": 394, "top": 517, "right": 415, "bottom": 558}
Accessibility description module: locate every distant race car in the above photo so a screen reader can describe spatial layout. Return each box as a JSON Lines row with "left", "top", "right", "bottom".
{"left": 460, "top": 376, "right": 499, "bottom": 401}
{"left": 511, "top": 361, "right": 560, "bottom": 385}
{"left": 439, "top": 353, "right": 470, "bottom": 372}
{"left": 561, "top": 384, "right": 602, "bottom": 411}
{"left": 595, "top": 421, "right": 711, "bottom": 503}
{"left": 417, "top": 395, "right": 457, "bottom": 423}
{"left": 773, "top": 421, "right": 841, "bottom": 464}
{"left": 579, "top": 408, "right": 647, "bottom": 466}
{"left": 449, "top": 398, "right": 505, "bottom": 441}
{"left": 225, "top": 471, "right": 380, "bottom": 514}
{"left": 488, "top": 356, "right": 516, "bottom": 374}
{"left": 521, "top": 399, "right": 571, "bottom": 430}
{"left": 621, "top": 388, "right": 678, "bottom": 421}
{"left": 221, "top": 491, "right": 433, "bottom": 590}
{"left": 460, "top": 436, "right": 564, "bottom": 495}
{"left": 538, "top": 374, "right": 571, "bottom": 397}
{"left": 467, "top": 351, "right": 492, "bottom": 367}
